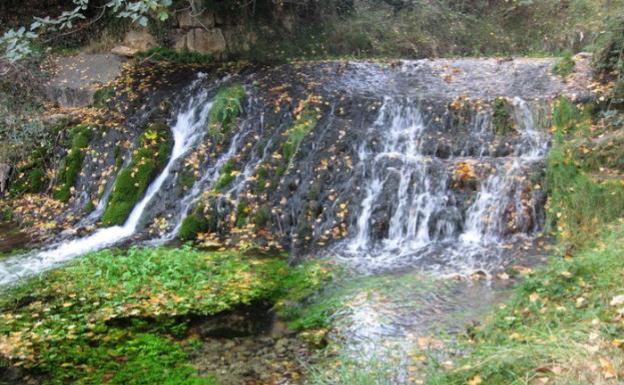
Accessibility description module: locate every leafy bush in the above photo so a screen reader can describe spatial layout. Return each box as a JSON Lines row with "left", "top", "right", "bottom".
{"left": 214, "top": 159, "right": 236, "bottom": 192}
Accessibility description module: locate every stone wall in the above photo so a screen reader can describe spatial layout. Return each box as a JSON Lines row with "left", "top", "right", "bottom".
{"left": 111, "top": 0, "right": 296, "bottom": 59}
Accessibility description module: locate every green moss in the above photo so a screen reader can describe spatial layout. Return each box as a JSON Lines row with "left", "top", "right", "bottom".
{"left": 552, "top": 52, "right": 575, "bottom": 77}
{"left": 178, "top": 214, "right": 209, "bottom": 241}
{"left": 491, "top": 97, "right": 515, "bottom": 136}
{"left": 0, "top": 247, "right": 329, "bottom": 385}
{"left": 214, "top": 160, "right": 236, "bottom": 192}
{"left": 136, "top": 47, "right": 213, "bottom": 65}
{"left": 281, "top": 106, "right": 318, "bottom": 163}
{"left": 53, "top": 125, "right": 92, "bottom": 202}
{"left": 253, "top": 206, "right": 271, "bottom": 227}
{"left": 102, "top": 123, "right": 172, "bottom": 226}
{"left": 207, "top": 84, "right": 246, "bottom": 138}
{"left": 235, "top": 201, "right": 249, "bottom": 228}
{"left": 9, "top": 149, "right": 49, "bottom": 196}
{"left": 178, "top": 168, "right": 196, "bottom": 190}
{"left": 91, "top": 85, "right": 115, "bottom": 109}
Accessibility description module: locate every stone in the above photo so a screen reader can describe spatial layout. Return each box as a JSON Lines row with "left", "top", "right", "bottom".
{"left": 184, "top": 28, "right": 227, "bottom": 55}
{"left": 44, "top": 54, "right": 123, "bottom": 107}
{"left": 111, "top": 29, "right": 157, "bottom": 57}
{"left": 178, "top": 9, "right": 215, "bottom": 29}
{"left": 0, "top": 163, "right": 10, "bottom": 195}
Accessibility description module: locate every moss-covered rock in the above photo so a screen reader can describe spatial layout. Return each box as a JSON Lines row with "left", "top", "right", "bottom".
{"left": 207, "top": 84, "right": 246, "bottom": 138}
{"left": 101, "top": 122, "right": 172, "bottom": 226}
{"left": 214, "top": 159, "right": 236, "bottom": 192}
{"left": 552, "top": 53, "right": 575, "bottom": 77}
{"left": 53, "top": 125, "right": 92, "bottom": 202}
{"left": 178, "top": 214, "right": 209, "bottom": 241}
{"left": 9, "top": 148, "right": 49, "bottom": 196}
{"left": 281, "top": 106, "right": 318, "bottom": 163}
{"left": 492, "top": 97, "right": 515, "bottom": 136}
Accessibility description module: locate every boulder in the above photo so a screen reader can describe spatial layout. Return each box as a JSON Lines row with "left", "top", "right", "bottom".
{"left": 0, "top": 163, "right": 11, "bottom": 195}
{"left": 44, "top": 54, "right": 123, "bottom": 107}
{"left": 183, "top": 28, "right": 227, "bottom": 55}
{"left": 111, "top": 30, "right": 157, "bottom": 57}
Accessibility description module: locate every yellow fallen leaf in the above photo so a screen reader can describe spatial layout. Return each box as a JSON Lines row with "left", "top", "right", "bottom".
{"left": 468, "top": 375, "right": 483, "bottom": 385}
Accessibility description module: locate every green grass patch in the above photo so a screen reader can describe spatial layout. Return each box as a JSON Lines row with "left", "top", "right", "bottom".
{"left": 425, "top": 223, "right": 624, "bottom": 385}
{"left": 0, "top": 247, "right": 331, "bottom": 385}
{"left": 207, "top": 84, "right": 246, "bottom": 139}
{"left": 102, "top": 122, "right": 172, "bottom": 226}
{"left": 91, "top": 85, "right": 115, "bottom": 109}
{"left": 546, "top": 97, "right": 624, "bottom": 249}
{"left": 53, "top": 125, "right": 92, "bottom": 202}
{"left": 9, "top": 148, "right": 49, "bottom": 196}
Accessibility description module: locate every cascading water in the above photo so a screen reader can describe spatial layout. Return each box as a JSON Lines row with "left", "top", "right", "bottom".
{"left": 337, "top": 94, "right": 548, "bottom": 275}
{"left": 0, "top": 78, "right": 215, "bottom": 285}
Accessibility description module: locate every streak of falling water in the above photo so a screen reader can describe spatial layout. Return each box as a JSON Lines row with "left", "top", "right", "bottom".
{"left": 0, "top": 81, "right": 213, "bottom": 286}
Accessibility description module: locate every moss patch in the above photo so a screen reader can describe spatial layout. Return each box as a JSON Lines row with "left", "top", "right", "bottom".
{"left": 178, "top": 214, "right": 209, "bottom": 241}
{"left": 552, "top": 52, "right": 575, "bottom": 77}
{"left": 207, "top": 84, "right": 246, "bottom": 139}
{"left": 492, "top": 97, "right": 515, "bottom": 136}
{"left": 281, "top": 106, "right": 318, "bottom": 163}
{"left": 9, "top": 149, "right": 50, "bottom": 196}
{"left": 53, "top": 125, "right": 92, "bottom": 202}
{"left": 102, "top": 122, "right": 172, "bottom": 226}
{"left": 214, "top": 159, "right": 237, "bottom": 192}
{"left": 0, "top": 247, "right": 330, "bottom": 385}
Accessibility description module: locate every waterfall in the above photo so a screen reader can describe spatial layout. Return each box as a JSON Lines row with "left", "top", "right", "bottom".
{"left": 338, "top": 96, "right": 547, "bottom": 274}
{"left": 0, "top": 82, "right": 214, "bottom": 285}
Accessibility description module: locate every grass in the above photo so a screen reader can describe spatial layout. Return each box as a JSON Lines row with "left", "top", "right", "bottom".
{"left": 424, "top": 95, "right": 624, "bottom": 385}
{"left": 426, "top": 222, "right": 624, "bottom": 385}
{"left": 0, "top": 247, "right": 332, "bottom": 385}
{"left": 53, "top": 125, "right": 92, "bottom": 202}
{"left": 101, "top": 122, "right": 172, "bottom": 226}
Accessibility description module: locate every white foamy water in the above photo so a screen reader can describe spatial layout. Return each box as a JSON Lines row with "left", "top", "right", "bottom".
{"left": 337, "top": 96, "right": 548, "bottom": 275}
{"left": 0, "top": 87, "right": 213, "bottom": 286}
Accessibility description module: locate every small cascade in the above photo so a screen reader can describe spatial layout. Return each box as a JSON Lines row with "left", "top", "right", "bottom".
{"left": 338, "top": 95, "right": 548, "bottom": 274}
{"left": 0, "top": 79, "right": 214, "bottom": 285}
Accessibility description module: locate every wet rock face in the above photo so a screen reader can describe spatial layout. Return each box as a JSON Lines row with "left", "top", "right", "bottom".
{"left": 40, "top": 59, "right": 591, "bottom": 264}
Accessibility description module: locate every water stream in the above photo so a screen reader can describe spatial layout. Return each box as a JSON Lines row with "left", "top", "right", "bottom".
{"left": 0, "top": 82, "right": 214, "bottom": 285}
